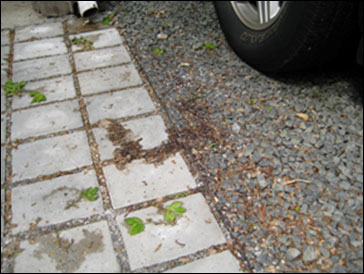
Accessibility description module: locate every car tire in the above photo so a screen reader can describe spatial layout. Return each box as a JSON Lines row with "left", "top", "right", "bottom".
{"left": 215, "top": 1, "right": 357, "bottom": 73}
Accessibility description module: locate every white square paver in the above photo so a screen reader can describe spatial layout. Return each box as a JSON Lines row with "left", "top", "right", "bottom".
{"left": 14, "top": 221, "right": 120, "bottom": 273}
{"left": 70, "top": 28, "right": 123, "bottom": 51}
{"left": 104, "top": 153, "right": 197, "bottom": 208}
{"left": 13, "top": 37, "right": 67, "bottom": 61}
{"left": 165, "top": 251, "right": 242, "bottom": 273}
{"left": 1, "top": 46, "right": 9, "bottom": 64}
{"left": 1, "top": 30, "right": 10, "bottom": 46}
{"left": 14, "top": 22, "right": 64, "bottom": 42}
{"left": 11, "top": 100, "right": 83, "bottom": 140}
{"left": 13, "top": 54, "right": 72, "bottom": 82}
{"left": 116, "top": 193, "right": 226, "bottom": 270}
{"left": 11, "top": 169, "right": 103, "bottom": 234}
{"left": 85, "top": 87, "right": 156, "bottom": 124}
{"left": 93, "top": 115, "right": 168, "bottom": 161}
{"left": 1, "top": 146, "right": 5, "bottom": 185}
{"left": 12, "top": 75, "right": 76, "bottom": 109}
{"left": 77, "top": 64, "right": 143, "bottom": 95}
{"left": 1, "top": 68, "right": 7, "bottom": 85}
{"left": 1, "top": 188, "right": 4, "bottom": 241}
{"left": 74, "top": 46, "right": 131, "bottom": 72}
{"left": 1, "top": 113, "right": 5, "bottom": 143}
{"left": 12, "top": 131, "right": 92, "bottom": 182}
{"left": 1, "top": 88, "right": 6, "bottom": 112}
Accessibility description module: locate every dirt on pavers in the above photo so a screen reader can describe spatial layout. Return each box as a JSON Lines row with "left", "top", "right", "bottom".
{"left": 100, "top": 100, "right": 229, "bottom": 173}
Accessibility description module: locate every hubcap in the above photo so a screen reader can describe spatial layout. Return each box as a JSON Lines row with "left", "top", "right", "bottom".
{"left": 230, "top": 1, "right": 285, "bottom": 30}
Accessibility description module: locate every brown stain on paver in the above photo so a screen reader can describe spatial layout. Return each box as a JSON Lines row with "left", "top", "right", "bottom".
{"left": 32, "top": 229, "right": 105, "bottom": 272}
{"left": 100, "top": 119, "right": 181, "bottom": 171}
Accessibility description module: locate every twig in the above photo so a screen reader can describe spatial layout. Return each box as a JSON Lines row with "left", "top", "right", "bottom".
{"left": 282, "top": 178, "right": 312, "bottom": 186}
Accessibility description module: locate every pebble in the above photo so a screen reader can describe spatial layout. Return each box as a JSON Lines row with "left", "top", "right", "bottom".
{"left": 157, "top": 33, "right": 168, "bottom": 40}
{"left": 286, "top": 248, "right": 301, "bottom": 261}
{"left": 257, "top": 174, "right": 269, "bottom": 190}
{"left": 303, "top": 246, "right": 318, "bottom": 263}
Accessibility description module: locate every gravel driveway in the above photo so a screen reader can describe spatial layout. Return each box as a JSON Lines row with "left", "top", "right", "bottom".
{"left": 110, "top": 1, "right": 363, "bottom": 272}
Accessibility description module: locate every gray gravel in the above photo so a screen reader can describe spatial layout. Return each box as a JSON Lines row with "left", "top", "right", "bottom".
{"left": 112, "top": 1, "right": 363, "bottom": 272}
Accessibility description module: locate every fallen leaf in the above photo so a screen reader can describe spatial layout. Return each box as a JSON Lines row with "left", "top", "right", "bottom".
{"left": 296, "top": 113, "right": 309, "bottom": 122}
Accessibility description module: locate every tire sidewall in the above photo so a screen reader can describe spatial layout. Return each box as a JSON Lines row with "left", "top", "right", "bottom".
{"left": 216, "top": 2, "right": 313, "bottom": 71}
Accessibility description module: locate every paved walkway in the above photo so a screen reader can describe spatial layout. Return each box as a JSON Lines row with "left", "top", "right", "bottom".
{"left": 1, "top": 6, "right": 243, "bottom": 274}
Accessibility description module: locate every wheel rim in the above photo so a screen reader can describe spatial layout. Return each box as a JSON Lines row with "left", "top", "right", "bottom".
{"left": 230, "top": 1, "right": 285, "bottom": 31}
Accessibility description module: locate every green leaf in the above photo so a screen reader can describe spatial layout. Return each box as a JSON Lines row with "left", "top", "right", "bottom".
{"left": 164, "top": 210, "right": 177, "bottom": 223}
{"left": 167, "top": 201, "right": 183, "bottom": 210}
{"left": 125, "top": 217, "right": 144, "bottom": 226}
{"left": 249, "top": 99, "right": 257, "bottom": 105}
{"left": 129, "top": 223, "right": 145, "bottom": 235}
{"left": 29, "top": 91, "right": 46, "bottom": 104}
{"left": 4, "top": 80, "right": 25, "bottom": 97}
{"left": 153, "top": 48, "right": 165, "bottom": 56}
{"left": 164, "top": 201, "right": 187, "bottom": 224}
{"left": 204, "top": 42, "right": 217, "bottom": 50}
{"left": 102, "top": 15, "right": 111, "bottom": 25}
{"left": 125, "top": 217, "right": 145, "bottom": 235}
{"left": 81, "top": 187, "right": 99, "bottom": 201}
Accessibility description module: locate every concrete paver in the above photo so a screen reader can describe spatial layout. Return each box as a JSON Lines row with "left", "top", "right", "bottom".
{"left": 0, "top": 146, "right": 5, "bottom": 185}
{"left": 164, "top": 250, "right": 243, "bottom": 273}
{"left": 1, "top": 69, "right": 7, "bottom": 85}
{"left": 1, "top": 113, "right": 5, "bottom": 143}
{"left": 77, "top": 64, "right": 143, "bottom": 95}
{"left": 13, "top": 54, "right": 72, "bottom": 82}
{"left": 1, "top": 88, "right": 6, "bottom": 111}
{"left": 14, "top": 22, "right": 64, "bottom": 42}
{"left": 1, "top": 45, "right": 9, "bottom": 64}
{"left": 70, "top": 28, "right": 123, "bottom": 51}
{"left": 1, "top": 30, "right": 10, "bottom": 46}
{"left": 13, "top": 37, "right": 67, "bottom": 61}
{"left": 74, "top": 46, "right": 131, "bottom": 71}
{"left": 14, "top": 221, "right": 120, "bottom": 273}
{"left": 11, "top": 100, "right": 83, "bottom": 140}
{"left": 117, "top": 193, "right": 226, "bottom": 270}
{"left": 93, "top": 115, "right": 169, "bottom": 161}
{"left": 11, "top": 170, "right": 103, "bottom": 234}
{"left": 1, "top": 8, "right": 242, "bottom": 272}
{"left": 11, "top": 75, "right": 76, "bottom": 109}
{"left": 85, "top": 87, "right": 155, "bottom": 124}
{"left": 12, "top": 131, "right": 92, "bottom": 182}
{"left": 104, "top": 153, "right": 197, "bottom": 208}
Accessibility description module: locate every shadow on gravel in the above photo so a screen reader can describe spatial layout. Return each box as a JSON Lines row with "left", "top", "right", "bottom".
{"left": 272, "top": 64, "right": 363, "bottom": 105}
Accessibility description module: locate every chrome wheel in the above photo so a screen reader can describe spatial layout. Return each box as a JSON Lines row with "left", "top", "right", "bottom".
{"left": 230, "top": 1, "right": 285, "bottom": 30}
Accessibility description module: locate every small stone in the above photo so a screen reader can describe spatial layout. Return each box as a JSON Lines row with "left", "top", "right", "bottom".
{"left": 286, "top": 248, "right": 301, "bottom": 260}
{"left": 257, "top": 174, "right": 269, "bottom": 190}
{"left": 232, "top": 123, "right": 241, "bottom": 133}
{"left": 303, "top": 246, "right": 318, "bottom": 263}
{"left": 157, "top": 33, "right": 168, "bottom": 40}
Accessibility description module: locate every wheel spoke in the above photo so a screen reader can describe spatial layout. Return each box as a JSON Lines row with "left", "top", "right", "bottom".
{"left": 257, "top": 1, "right": 270, "bottom": 24}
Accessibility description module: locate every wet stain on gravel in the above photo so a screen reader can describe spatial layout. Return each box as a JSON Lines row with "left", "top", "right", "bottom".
{"left": 31, "top": 229, "right": 105, "bottom": 272}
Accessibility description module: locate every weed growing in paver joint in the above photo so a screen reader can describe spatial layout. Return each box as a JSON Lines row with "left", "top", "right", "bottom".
{"left": 124, "top": 201, "right": 187, "bottom": 236}
{"left": 3, "top": 80, "right": 46, "bottom": 104}
{"left": 71, "top": 36, "right": 94, "bottom": 50}
{"left": 4, "top": 80, "right": 25, "bottom": 97}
